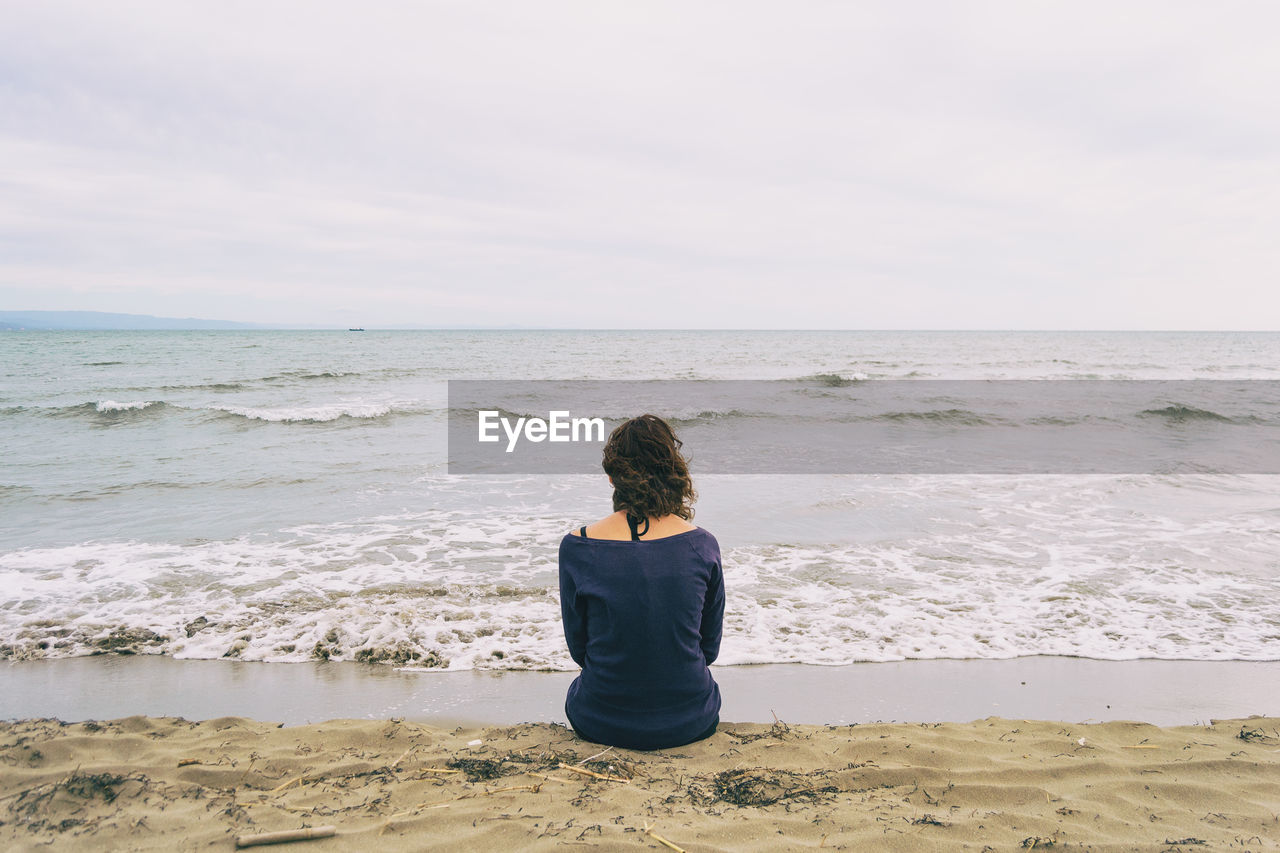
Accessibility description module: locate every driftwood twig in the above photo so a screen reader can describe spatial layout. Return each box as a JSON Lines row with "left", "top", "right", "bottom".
{"left": 527, "top": 771, "right": 576, "bottom": 785}
{"left": 235, "top": 826, "right": 336, "bottom": 848}
{"left": 577, "top": 746, "right": 614, "bottom": 764}
{"left": 270, "top": 775, "right": 304, "bottom": 794}
{"left": 557, "top": 762, "right": 629, "bottom": 783}
{"left": 643, "top": 823, "right": 686, "bottom": 852}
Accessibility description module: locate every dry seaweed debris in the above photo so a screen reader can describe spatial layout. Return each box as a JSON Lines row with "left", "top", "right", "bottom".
{"left": 445, "top": 757, "right": 511, "bottom": 782}
{"left": 5, "top": 771, "right": 148, "bottom": 835}
{"left": 1236, "top": 725, "right": 1277, "bottom": 743}
{"left": 443, "top": 743, "right": 638, "bottom": 783}
{"left": 693, "top": 768, "right": 838, "bottom": 807}
{"left": 720, "top": 716, "right": 793, "bottom": 745}
{"left": 911, "top": 814, "right": 949, "bottom": 827}
{"left": 11, "top": 771, "right": 128, "bottom": 813}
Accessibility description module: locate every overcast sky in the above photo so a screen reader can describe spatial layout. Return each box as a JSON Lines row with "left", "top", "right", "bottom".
{"left": 2, "top": 1, "right": 1278, "bottom": 329}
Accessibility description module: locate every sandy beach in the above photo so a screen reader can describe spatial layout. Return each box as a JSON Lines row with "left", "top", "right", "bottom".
{"left": 3, "top": 714, "right": 1278, "bottom": 852}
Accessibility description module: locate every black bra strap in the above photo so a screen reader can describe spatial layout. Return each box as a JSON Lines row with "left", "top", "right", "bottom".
{"left": 626, "top": 514, "right": 650, "bottom": 541}
{"left": 579, "top": 526, "right": 588, "bottom": 538}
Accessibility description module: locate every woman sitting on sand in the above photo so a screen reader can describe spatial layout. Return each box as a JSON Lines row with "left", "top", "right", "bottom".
{"left": 558, "top": 414, "right": 724, "bottom": 750}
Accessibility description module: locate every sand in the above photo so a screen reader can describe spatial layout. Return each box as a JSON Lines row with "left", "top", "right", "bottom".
{"left": 2, "top": 715, "right": 1278, "bottom": 852}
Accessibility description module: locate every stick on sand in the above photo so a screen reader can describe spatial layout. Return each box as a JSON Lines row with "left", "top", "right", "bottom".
{"left": 269, "top": 775, "right": 304, "bottom": 794}
{"left": 643, "top": 823, "right": 686, "bottom": 852}
{"left": 557, "top": 762, "right": 629, "bottom": 783}
{"left": 234, "top": 826, "right": 337, "bottom": 848}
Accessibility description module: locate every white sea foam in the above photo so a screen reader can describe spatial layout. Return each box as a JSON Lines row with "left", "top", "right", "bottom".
{"left": 211, "top": 403, "right": 395, "bottom": 422}
{"left": 95, "top": 400, "right": 161, "bottom": 412}
{"left": 3, "top": 488, "right": 1278, "bottom": 669}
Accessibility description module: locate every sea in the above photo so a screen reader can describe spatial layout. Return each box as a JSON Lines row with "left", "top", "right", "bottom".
{"left": 2, "top": 330, "right": 1278, "bottom": 674}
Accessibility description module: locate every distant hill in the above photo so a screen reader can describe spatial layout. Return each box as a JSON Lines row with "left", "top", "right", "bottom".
{"left": 0, "top": 311, "right": 265, "bottom": 330}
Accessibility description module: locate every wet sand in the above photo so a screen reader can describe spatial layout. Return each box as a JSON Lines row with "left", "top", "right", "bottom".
{"left": 5, "top": 655, "right": 1279, "bottom": 726}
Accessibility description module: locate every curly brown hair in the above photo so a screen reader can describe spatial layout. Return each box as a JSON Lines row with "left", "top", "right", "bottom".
{"left": 602, "top": 414, "right": 696, "bottom": 521}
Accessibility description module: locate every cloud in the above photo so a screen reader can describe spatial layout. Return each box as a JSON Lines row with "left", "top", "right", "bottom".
{"left": 1, "top": 1, "right": 1278, "bottom": 327}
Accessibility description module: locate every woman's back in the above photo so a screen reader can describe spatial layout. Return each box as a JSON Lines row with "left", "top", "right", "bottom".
{"left": 559, "top": 523, "right": 723, "bottom": 750}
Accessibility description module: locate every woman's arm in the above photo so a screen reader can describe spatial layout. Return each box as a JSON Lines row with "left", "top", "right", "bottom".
{"left": 558, "top": 543, "right": 588, "bottom": 667}
{"left": 699, "top": 559, "right": 725, "bottom": 665}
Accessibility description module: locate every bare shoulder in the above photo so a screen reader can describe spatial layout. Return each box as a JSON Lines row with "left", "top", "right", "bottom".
{"left": 648, "top": 515, "right": 697, "bottom": 538}
{"left": 577, "top": 512, "right": 697, "bottom": 541}
{"left": 579, "top": 512, "right": 628, "bottom": 540}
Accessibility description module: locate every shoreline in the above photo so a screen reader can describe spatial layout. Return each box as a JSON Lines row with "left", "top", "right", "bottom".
{"left": 3, "top": 654, "right": 1277, "bottom": 727}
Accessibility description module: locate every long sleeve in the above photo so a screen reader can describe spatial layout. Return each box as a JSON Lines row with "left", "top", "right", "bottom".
{"left": 699, "top": 558, "right": 724, "bottom": 665}
{"left": 558, "top": 547, "right": 587, "bottom": 667}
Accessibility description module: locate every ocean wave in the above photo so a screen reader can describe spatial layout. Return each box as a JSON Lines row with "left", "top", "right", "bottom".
{"left": 149, "top": 382, "right": 248, "bottom": 392}
{"left": 0, "top": 518, "right": 571, "bottom": 670}
{"left": 804, "top": 372, "right": 870, "bottom": 387}
{"left": 94, "top": 399, "right": 163, "bottom": 413}
{"left": 42, "top": 400, "right": 175, "bottom": 422}
{"left": 35, "top": 399, "right": 176, "bottom": 422}
{"left": 1025, "top": 415, "right": 1111, "bottom": 426}
{"left": 147, "top": 371, "right": 362, "bottom": 392}
{"left": 9, "top": 399, "right": 419, "bottom": 426}
{"left": 209, "top": 403, "right": 396, "bottom": 423}
{"left": 0, "top": 484, "right": 35, "bottom": 501}
{"left": 1139, "top": 405, "right": 1236, "bottom": 423}
{"left": 126, "top": 368, "right": 411, "bottom": 395}
{"left": 36, "top": 400, "right": 170, "bottom": 418}
{"left": 259, "top": 370, "right": 356, "bottom": 383}
{"left": 667, "top": 408, "right": 757, "bottom": 425}
{"left": 468, "top": 405, "right": 756, "bottom": 426}
{"left": 871, "top": 408, "right": 995, "bottom": 426}
{"left": 4, "top": 500, "right": 1278, "bottom": 669}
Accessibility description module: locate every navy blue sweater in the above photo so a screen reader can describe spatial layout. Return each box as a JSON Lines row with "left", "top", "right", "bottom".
{"left": 558, "top": 527, "right": 724, "bottom": 750}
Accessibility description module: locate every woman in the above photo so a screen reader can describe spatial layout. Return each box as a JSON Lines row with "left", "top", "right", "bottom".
{"left": 558, "top": 414, "right": 724, "bottom": 750}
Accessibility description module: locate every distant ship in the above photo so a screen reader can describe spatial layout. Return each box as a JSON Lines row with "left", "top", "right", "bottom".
{"left": 348, "top": 328, "right": 365, "bottom": 331}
